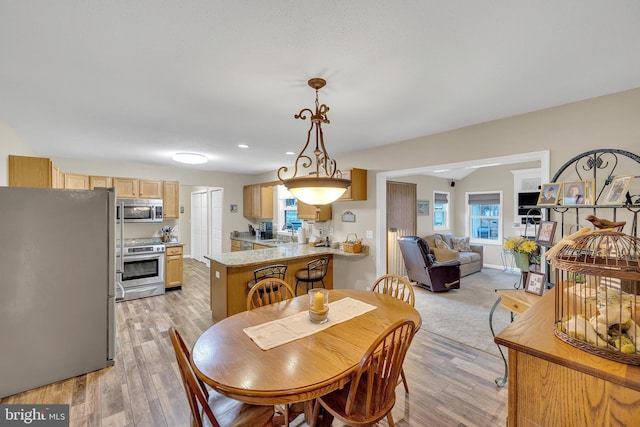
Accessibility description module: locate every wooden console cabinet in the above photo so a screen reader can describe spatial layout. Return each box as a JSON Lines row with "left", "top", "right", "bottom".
{"left": 495, "top": 291, "right": 640, "bottom": 426}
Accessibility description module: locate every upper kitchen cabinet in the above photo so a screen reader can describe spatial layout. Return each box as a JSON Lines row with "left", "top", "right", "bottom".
{"left": 8, "top": 155, "right": 56, "bottom": 188}
{"left": 63, "top": 173, "right": 89, "bottom": 190}
{"left": 112, "top": 177, "right": 138, "bottom": 198}
{"left": 243, "top": 184, "right": 274, "bottom": 219}
{"left": 139, "top": 179, "right": 163, "bottom": 198}
{"left": 89, "top": 176, "right": 112, "bottom": 189}
{"left": 338, "top": 168, "right": 367, "bottom": 201}
{"left": 163, "top": 181, "right": 180, "bottom": 219}
{"left": 297, "top": 200, "right": 332, "bottom": 221}
{"left": 113, "top": 178, "right": 163, "bottom": 199}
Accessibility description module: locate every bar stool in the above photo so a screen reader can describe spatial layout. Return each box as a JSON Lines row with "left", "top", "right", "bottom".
{"left": 294, "top": 257, "right": 329, "bottom": 295}
{"left": 247, "top": 264, "right": 288, "bottom": 291}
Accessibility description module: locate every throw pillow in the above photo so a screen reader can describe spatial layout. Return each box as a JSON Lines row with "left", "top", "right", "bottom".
{"left": 434, "top": 235, "right": 450, "bottom": 250}
{"left": 451, "top": 236, "right": 471, "bottom": 252}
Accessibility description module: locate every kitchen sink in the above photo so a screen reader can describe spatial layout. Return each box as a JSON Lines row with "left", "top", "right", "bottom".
{"left": 261, "top": 239, "right": 294, "bottom": 245}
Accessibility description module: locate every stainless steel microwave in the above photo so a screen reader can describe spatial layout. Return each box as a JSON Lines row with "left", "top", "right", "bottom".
{"left": 116, "top": 199, "right": 163, "bottom": 223}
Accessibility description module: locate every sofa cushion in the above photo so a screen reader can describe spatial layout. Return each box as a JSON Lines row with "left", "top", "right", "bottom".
{"left": 458, "top": 251, "right": 482, "bottom": 264}
{"left": 434, "top": 235, "right": 451, "bottom": 250}
{"left": 432, "top": 247, "right": 460, "bottom": 262}
{"left": 451, "top": 236, "right": 471, "bottom": 252}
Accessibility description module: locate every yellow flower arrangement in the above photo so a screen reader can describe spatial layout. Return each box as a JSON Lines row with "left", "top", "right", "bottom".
{"left": 504, "top": 236, "right": 538, "bottom": 254}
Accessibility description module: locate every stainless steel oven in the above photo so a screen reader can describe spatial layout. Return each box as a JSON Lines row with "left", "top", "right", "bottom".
{"left": 117, "top": 244, "right": 165, "bottom": 301}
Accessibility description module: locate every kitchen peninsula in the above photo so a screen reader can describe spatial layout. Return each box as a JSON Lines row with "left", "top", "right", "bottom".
{"left": 205, "top": 243, "right": 366, "bottom": 321}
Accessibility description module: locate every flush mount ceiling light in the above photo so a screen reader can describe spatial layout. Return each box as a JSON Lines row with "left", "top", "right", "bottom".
{"left": 277, "top": 78, "right": 351, "bottom": 206}
{"left": 172, "top": 152, "right": 207, "bottom": 164}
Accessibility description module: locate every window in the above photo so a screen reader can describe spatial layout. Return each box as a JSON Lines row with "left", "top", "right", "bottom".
{"left": 466, "top": 192, "right": 502, "bottom": 243}
{"left": 276, "top": 185, "right": 302, "bottom": 231}
{"left": 433, "top": 191, "right": 449, "bottom": 230}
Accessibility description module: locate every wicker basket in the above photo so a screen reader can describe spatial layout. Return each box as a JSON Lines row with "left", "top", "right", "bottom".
{"left": 343, "top": 233, "right": 362, "bottom": 253}
{"left": 552, "top": 230, "right": 640, "bottom": 365}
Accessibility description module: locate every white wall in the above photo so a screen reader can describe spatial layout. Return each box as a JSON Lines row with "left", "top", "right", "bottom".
{"left": 0, "top": 120, "right": 37, "bottom": 186}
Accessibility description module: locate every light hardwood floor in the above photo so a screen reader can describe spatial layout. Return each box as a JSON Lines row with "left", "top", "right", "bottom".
{"left": 1, "top": 259, "right": 508, "bottom": 426}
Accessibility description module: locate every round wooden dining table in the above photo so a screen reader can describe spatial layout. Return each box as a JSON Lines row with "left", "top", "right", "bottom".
{"left": 191, "top": 289, "right": 422, "bottom": 406}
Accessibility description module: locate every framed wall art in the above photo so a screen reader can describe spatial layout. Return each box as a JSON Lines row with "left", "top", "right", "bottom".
{"left": 417, "top": 199, "right": 429, "bottom": 216}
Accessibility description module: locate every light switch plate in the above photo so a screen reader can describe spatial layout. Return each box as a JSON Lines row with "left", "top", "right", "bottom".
{"left": 366, "top": 230, "right": 374, "bottom": 239}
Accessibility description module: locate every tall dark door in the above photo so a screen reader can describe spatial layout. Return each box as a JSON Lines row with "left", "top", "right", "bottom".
{"left": 386, "top": 181, "right": 417, "bottom": 275}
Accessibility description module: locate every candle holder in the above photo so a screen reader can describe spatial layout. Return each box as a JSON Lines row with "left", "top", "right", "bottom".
{"left": 308, "top": 288, "right": 329, "bottom": 324}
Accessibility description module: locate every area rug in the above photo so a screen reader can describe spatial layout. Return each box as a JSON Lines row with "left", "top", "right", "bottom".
{"left": 411, "top": 268, "right": 519, "bottom": 357}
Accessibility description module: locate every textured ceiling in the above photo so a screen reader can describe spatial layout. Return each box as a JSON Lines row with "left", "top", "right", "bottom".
{"left": 1, "top": 1, "right": 640, "bottom": 174}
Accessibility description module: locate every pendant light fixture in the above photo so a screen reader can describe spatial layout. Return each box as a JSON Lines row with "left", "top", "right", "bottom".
{"left": 278, "top": 78, "right": 351, "bottom": 206}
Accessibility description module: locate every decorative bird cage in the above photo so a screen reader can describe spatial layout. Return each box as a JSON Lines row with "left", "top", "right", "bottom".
{"left": 553, "top": 230, "right": 640, "bottom": 364}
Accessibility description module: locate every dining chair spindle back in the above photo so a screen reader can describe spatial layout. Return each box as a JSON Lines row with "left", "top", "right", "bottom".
{"left": 169, "top": 327, "right": 274, "bottom": 427}
{"left": 246, "top": 278, "right": 295, "bottom": 311}
{"left": 310, "top": 318, "right": 417, "bottom": 427}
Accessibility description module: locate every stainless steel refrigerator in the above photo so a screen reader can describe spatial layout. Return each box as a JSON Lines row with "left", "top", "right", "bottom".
{"left": 0, "top": 187, "right": 116, "bottom": 398}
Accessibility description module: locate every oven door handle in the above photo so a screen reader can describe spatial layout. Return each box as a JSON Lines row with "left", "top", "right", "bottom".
{"left": 123, "top": 253, "right": 164, "bottom": 262}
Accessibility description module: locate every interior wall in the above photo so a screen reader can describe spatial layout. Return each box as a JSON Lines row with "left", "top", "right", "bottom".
{"left": 0, "top": 120, "right": 37, "bottom": 186}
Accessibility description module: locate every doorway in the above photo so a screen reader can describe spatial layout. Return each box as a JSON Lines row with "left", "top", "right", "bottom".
{"left": 191, "top": 191, "right": 207, "bottom": 263}
{"left": 375, "top": 150, "right": 551, "bottom": 278}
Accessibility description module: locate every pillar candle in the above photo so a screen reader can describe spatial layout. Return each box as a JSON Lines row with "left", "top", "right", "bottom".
{"left": 312, "top": 291, "right": 324, "bottom": 311}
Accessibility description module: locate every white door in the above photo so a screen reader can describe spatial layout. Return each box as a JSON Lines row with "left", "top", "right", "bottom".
{"left": 209, "top": 188, "right": 223, "bottom": 256}
{"left": 190, "top": 191, "right": 207, "bottom": 263}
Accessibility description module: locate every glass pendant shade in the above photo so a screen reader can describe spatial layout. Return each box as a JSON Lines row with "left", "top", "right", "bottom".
{"left": 285, "top": 176, "right": 350, "bottom": 205}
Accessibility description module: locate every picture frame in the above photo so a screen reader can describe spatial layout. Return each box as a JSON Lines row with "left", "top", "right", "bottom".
{"left": 525, "top": 271, "right": 546, "bottom": 296}
{"left": 417, "top": 199, "right": 430, "bottom": 216}
{"left": 602, "top": 175, "right": 634, "bottom": 205}
{"left": 561, "top": 180, "right": 588, "bottom": 206}
{"left": 535, "top": 220, "right": 557, "bottom": 245}
{"left": 537, "top": 183, "right": 562, "bottom": 206}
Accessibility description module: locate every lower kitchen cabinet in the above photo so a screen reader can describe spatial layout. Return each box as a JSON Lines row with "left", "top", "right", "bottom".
{"left": 165, "top": 245, "right": 184, "bottom": 289}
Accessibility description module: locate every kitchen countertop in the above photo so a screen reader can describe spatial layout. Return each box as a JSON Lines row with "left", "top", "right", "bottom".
{"left": 206, "top": 242, "right": 366, "bottom": 267}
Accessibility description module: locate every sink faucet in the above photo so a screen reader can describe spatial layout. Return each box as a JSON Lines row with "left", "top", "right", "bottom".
{"left": 283, "top": 222, "right": 296, "bottom": 241}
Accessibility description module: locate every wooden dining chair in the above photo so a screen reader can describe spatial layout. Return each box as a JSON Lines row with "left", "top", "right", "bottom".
{"left": 310, "top": 319, "right": 417, "bottom": 427}
{"left": 371, "top": 274, "right": 415, "bottom": 393}
{"left": 169, "top": 327, "right": 274, "bottom": 427}
{"left": 246, "top": 278, "right": 295, "bottom": 310}
{"left": 245, "top": 279, "right": 296, "bottom": 426}
{"left": 371, "top": 274, "right": 415, "bottom": 307}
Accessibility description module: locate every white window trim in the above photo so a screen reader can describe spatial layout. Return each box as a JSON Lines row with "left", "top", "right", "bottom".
{"left": 465, "top": 190, "right": 503, "bottom": 245}
{"left": 433, "top": 190, "right": 450, "bottom": 231}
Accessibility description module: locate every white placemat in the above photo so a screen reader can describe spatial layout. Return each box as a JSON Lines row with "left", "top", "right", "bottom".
{"left": 243, "top": 297, "right": 377, "bottom": 350}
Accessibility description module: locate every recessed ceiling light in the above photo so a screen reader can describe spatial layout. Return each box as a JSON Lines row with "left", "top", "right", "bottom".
{"left": 285, "top": 151, "right": 295, "bottom": 155}
{"left": 238, "top": 144, "right": 249, "bottom": 149}
{"left": 172, "top": 152, "right": 207, "bottom": 164}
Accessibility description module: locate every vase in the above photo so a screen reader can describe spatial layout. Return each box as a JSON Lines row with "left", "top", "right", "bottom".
{"left": 513, "top": 252, "right": 530, "bottom": 271}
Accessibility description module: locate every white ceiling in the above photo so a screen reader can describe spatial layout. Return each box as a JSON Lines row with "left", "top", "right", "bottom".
{"left": 1, "top": 1, "right": 640, "bottom": 175}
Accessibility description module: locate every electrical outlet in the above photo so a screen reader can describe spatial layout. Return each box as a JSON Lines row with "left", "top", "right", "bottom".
{"left": 329, "top": 227, "right": 333, "bottom": 235}
{"left": 366, "top": 230, "right": 374, "bottom": 239}
{"left": 318, "top": 227, "right": 323, "bottom": 235}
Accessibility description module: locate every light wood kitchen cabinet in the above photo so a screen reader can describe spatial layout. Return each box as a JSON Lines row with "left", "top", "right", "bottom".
{"left": 89, "top": 175, "right": 112, "bottom": 189}
{"left": 230, "top": 240, "right": 243, "bottom": 252}
{"left": 139, "top": 179, "right": 163, "bottom": 198}
{"left": 163, "top": 181, "right": 180, "bottom": 219}
{"left": 63, "top": 172, "right": 89, "bottom": 189}
{"left": 112, "top": 177, "right": 139, "bottom": 198}
{"left": 253, "top": 243, "right": 271, "bottom": 250}
{"left": 51, "top": 164, "right": 62, "bottom": 188}
{"left": 165, "top": 245, "right": 184, "bottom": 289}
{"left": 243, "top": 184, "right": 274, "bottom": 219}
{"left": 297, "top": 200, "right": 332, "bottom": 220}
{"left": 8, "top": 155, "right": 54, "bottom": 188}
{"left": 338, "top": 168, "right": 367, "bottom": 201}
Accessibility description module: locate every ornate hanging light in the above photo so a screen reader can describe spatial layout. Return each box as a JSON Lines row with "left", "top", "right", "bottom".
{"left": 278, "top": 78, "right": 350, "bottom": 205}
